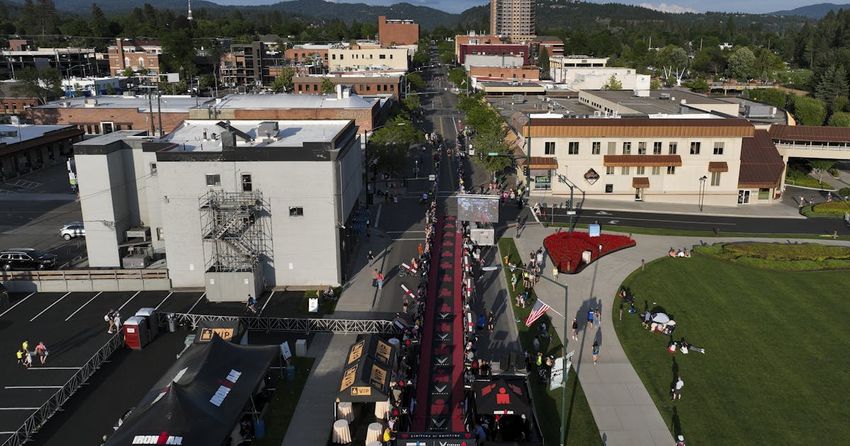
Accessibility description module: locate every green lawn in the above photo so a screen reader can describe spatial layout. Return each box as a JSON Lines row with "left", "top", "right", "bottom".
{"left": 614, "top": 253, "right": 850, "bottom": 445}
{"left": 274, "top": 288, "right": 341, "bottom": 317}
{"left": 801, "top": 201, "right": 850, "bottom": 218}
{"left": 254, "top": 357, "right": 315, "bottom": 446}
{"left": 498, "top": 238, "right": 602, "bottom": 446}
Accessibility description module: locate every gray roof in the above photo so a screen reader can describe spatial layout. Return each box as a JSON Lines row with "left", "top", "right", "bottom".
{"left": 37, "top": 95, "right": 214, "bottom": 113}
{"left": 204, "top": 93, "right": 378, "bottom": 111}
{"left": 163, "top": 119, "right": 351, "bottom": 152}
{"left": 0, "top": 124, "right": 79, "bottom": 144}
{"left": 581, "top": 89, "right": 730, "bottom": 115}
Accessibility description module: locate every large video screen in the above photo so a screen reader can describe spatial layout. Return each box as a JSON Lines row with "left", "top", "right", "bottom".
{"left": 456, "top": 195, "right": 499, "bottom": 223}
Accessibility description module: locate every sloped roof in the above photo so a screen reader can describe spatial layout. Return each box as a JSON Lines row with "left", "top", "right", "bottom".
{"left": 769, "top": 124, "right": 850, "bottom": 143}
{"left": 738, "top": 130, "right": 785, "bottom": 188}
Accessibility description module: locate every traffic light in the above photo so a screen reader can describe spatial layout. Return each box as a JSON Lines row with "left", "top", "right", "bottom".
{"left": 523, "top": 166, "right": 530, "bottom": 177}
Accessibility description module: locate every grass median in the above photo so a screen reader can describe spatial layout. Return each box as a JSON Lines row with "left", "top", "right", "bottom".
{"left": 497, "top": 237, "right": 601, "bottom": 446}
{"left": 254, "top": 356, "right": 315, "bottom": 446}
{"left": 614, "top": 251, "right": 850, "bottom": 445}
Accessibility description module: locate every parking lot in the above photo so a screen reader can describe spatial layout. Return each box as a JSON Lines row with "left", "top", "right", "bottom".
{"left": 0, "top": 164, "right": 86, "bottom": 268}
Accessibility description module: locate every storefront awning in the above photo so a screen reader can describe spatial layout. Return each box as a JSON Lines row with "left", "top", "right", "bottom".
{"left": 603, "top": 155, "right": 682, "bottom": 167}
{"left": 518, "top": 156, "right": 558, "bottom": 170}
{"left": 632, "top": 177, "right": 650, "bottom": 189}
{"left": 708, "top": 161, "right": 728, "bottom": 173}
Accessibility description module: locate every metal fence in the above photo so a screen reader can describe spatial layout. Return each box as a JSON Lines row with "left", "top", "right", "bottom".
{"left": 164, "top": 313, "right": 399, "bottom": 334}
{"left": 1, "top": 333, "right": 125, "bottom": 446}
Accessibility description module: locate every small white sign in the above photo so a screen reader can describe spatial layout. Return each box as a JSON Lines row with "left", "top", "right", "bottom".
{"left": 280, "top": 341, "right": 292, "bottom": 360}
{"left": 428, "top": 174, "right": 436, "bottom": 181}
{"left": 308, "top": 297, "right": 319, "bottom": 313}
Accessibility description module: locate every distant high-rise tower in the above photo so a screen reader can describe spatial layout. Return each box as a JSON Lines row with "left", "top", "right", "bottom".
{"left": 490, "top": 0, "right": 536, "bottom": 40}
{"left": 187, "top": 0, "right": 193, "bottom": 21}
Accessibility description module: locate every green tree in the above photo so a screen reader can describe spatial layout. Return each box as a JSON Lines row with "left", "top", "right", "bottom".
{"left": 89, "top": 3, "right": 109, "bottom": 39}
{"left": 808, "top": 159, "right": 836, "bottom": 184}
{"left": 650, "top": 78, "right": 662, "bottom": 90}
{"left": 367, "top": 116, "right": 423, "bottom": 175}
{"left": 122, "top": 67, "right": 134, "bottom": 78}
{"left": 814, "top": 65, "right": 849, "bottom": 113}
{"left": 602, "top": 74, "right": 622, "bottom": 90}
{"left": 406, "top": 72, "right": 425, "bottom": 92}
{"left": 538, "top": 47, "right": 550, "bottom": 80}
{"left": 692, "top": 47, "right": 727, "bottom": 76}
{"left": 752, "top": 47, "right": 784, "bottom": 82}
{"left": 747, "top": 88, "right": 788, "bottom": 109}
{"left": 793, "top": 96, "right": 827, "bottom": 125}
{"left": 828, "top": 111, "right": 850, "bottom": 127}
{"left": 684, "top": 77, "right": 710, "bottom": 93}
{"left": 320, "top": 78, "right": 335, "bottom": 94}
{"left": 13, "top": 67, "right": 62, "bottom": 104}
{"left": 270, "top": 67, "right": 295, "bottom": 93}
{"left": 35, "top": 0, "right": 58, "bottom": 36}
{"left": 448, "top": 67, "right": 468, "bottom": 90}
{"left": 657, "top": 45, "right": 689, "bottom": 86}
{"left": 402, "top": 95, "right": 421, "bottom": 114}
{"left": 473, "top": 129, "right": 513, "bottom": 174}
{"left": 728, "top": 47, "right": 756, "bottom": 81}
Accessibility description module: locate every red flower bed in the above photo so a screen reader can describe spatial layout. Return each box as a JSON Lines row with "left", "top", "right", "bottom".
{"left": 543, "top": 231, "right": 636, "bottom": 274}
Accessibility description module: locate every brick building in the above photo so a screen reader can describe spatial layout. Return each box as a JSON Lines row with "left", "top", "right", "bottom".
{"left": 0, "top": 124, "right": 83, "bottom": 181}
{"left": 469, "top": 66, "right": 539, "bottom": 81}
{"left": 284, "top": 44, "right": 331, "bottom": 64}
{"left": 459, "top": 43, "right": 531, "bottom": 65}
{"left": 29, "top": 96, "right": 212, "bottom": 136}
{"left": 454, "top": 33, "right": 503, "bottom": 61}
{"left": 108, "top": 39, "right": 162, "bottom": 76}
{"left": 293, "top": 74, "right": 403, "bottom": 98}
{"left": 187, "top": 91, "right": 383, "bottom": 134}
{"left": 378, "top": 16, "right": 420, "bottom": 46}
{"left": 220, "top": 42, "right": 285, "bottom": 89}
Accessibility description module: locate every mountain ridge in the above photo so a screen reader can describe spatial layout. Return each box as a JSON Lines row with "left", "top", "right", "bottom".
{"left": 770, "top": 2, "right": 850, "bottom": 19}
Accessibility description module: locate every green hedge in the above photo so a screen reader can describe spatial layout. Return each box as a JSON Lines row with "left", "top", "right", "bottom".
{"left": 695, "top": 242, "right": 850, "bottom": 270}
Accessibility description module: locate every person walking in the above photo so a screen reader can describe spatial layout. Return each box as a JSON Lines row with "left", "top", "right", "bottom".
{"left": 113, "top": 311, "right": 122, "bottom": 334}
{"left": 35, "top": 341, "right": 48, "bottom": 365}
{"left": 368, "top": 250, "right": 375, "bottom": 264}
{"left": 16, "top": 349, "right": 25, "bottom": 367}
{"left": 571, "top": 318, "right": 579, "bottom": 341}
{"left": 417, "top": 243, "right": 424, "bottom": 258}
{"left": 672, "top": 376, "right": 684, "bottom": 400}
{"left": 246, "top": 294, "right": 258, "bottom": 315}
{"left": 552, "top": 266, "right": 559, "bottom": 280}
{"left": 592, "top": 341, "right": 600, "bottom": 365}
{"left": 594, "top": 307, "right": 602, "bottom": 328}
{"left": 105, "top": 309, "right": 116, "bottom": 334}
{"left": 374, "top": 269, "right": 384, "bottom": 290}
{"left": 587, "top": 309, "right": 595, "bottom": 327}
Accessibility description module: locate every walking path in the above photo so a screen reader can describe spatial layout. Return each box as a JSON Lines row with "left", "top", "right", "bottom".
{"left": 511, "top": 224, "right": 850, "bottom": 446}
{"left": 530, "top": 195, "right": 806, "bottom": 219}
{"left": 282, "top": 333, "right": 356, "bottom": 446}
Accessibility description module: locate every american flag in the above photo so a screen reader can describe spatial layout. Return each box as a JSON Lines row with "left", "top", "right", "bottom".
{"left": 525, "top": 299, "right": 551, "bottom": 327}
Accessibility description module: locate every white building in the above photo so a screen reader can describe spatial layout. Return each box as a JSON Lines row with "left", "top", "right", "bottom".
{"left": 74, "top": 119, "right": 363, "bottom": 300}
{"left": 463, "top": 54, "right": 525, "bottom": 70}
{"left": 517, "top": 116, "right": 785, "bottom": 206}
{"left": 551, "top": 67, "right": 650, "bottom": 92}
{"left": 327, "top": 46, "right": 409, "bottom": 72}
{"left": 61, "top": 77, "right": 122, "bottom": 97}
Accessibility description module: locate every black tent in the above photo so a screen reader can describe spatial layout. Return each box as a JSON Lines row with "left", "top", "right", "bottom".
{"left": 473, "top": 378, "right": 532, "bottom": 417}
{"left": 105, "top": 335, "right": 278, "bottom": 446}
{"left": 338, "top": 335, "right": 398, "bottom": 403}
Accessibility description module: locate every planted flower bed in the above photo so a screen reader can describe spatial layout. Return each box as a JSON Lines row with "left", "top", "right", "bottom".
{"left": 544, "top": 231, "right": 636, "bottom": 273}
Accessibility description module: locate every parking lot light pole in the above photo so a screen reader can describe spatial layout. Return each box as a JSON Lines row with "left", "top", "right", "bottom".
{"left": 698, "top": 175, "right": 708, "bottom": 212}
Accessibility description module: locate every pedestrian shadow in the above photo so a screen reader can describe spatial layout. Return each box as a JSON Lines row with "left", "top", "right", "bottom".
{"left": 594, "top": 327, "right": 602, "bottom": 347}
{"left": 672, "top": 406, "right": 684, "bottom": 439}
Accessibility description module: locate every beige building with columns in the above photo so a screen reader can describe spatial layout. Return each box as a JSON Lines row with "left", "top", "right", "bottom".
{"left": 518, "top": 117, "right": 786, "bottom": 206}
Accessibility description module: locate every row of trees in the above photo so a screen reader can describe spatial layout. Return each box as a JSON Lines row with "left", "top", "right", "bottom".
{"left": 457, "top": 93, "right": 513, "bottom": 174}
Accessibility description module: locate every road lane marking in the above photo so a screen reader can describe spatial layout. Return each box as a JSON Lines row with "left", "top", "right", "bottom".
{"left": 154, "top": 292, "right": 174, "bottom": 310}
{"left": 187, "top": 293, "right": 206, "bottom": 314}
{"left": 0, "top": 292, "right": 35, "bottom": 318}
{"left": 27, "top": 367, "right": 81, "bottom": 370}
{"left": 64, "top": 292, "right": 102, "bottom": 321}
{"left": 117, "top": 290, "right": 142, "bottom": 312}
{"left": 575, "top": 215, "right": 736, "bottom": 226}
{"left": 4, "top": 386, "right": 64, "bottom": 389}
{"left": 260, "top": 291, "right": 275, "bottom": 316}
{"left": 29, "top": 292, "right": 70, "bottom": 322}
{"left": 0, "top": 407, "right": 39, "bottom": 410}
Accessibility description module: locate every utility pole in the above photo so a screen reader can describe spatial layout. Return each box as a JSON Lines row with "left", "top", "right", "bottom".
{"left": 156, "top": 88, "right": 164, "bottom": 137}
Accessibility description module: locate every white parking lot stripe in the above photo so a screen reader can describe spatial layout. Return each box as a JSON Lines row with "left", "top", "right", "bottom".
{"left": 260, "top": 291, "right": 275, "bottom": 316}
{"left": 154, "top": 292, "right": 174, "bottom": 310}
{"left": 187, "top": 293, "right": 206, "bottom": 314}
{"left": 0, "top": 292, "right": 35, "bottom": 318}
{"left": 4, "top": 386, "right": 64, "bottom": 389}
{"left": 117, "top": 291, "right": 142, "bottom": 312}
{"left": 29, "top": 292, "right": 71, "bottom": 322}
{"left": 64, "top": 292, "right": 102, "bottom": 322}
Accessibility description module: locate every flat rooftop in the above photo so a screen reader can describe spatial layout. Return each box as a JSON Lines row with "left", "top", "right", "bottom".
{"left": 203, "top": 93, "right": 377, "bottom": 110}
{"left": 163, "top": 119, "right": 351, "bottom": 152}
{"left": 37, "top": 95, "right": 213, "bottom": 113}
{"left": 582, "top": 89, "right": 730, "bottom": 115}
{"left": 486, "top": 95, "right": 598, "bottom": 120}
{"left": 0, "top": 124, "right": 77, "bottom": 144}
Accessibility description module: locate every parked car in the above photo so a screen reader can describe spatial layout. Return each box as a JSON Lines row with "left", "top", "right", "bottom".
{"left": 0, "top": 249, "right": 58, "bottom": 270}
{"left": 59, "top": 222, "right": 85, "bottom": 240}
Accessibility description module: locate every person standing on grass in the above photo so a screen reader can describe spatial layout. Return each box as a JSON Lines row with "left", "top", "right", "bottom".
{"left": 592, "top": 341, "right": 600, "bottom": 365}
{"left": 35, "top": 341, "right": 48, "bottom": 365}
{"left": 672, "top": 376, "right": 684, "bottom": 400}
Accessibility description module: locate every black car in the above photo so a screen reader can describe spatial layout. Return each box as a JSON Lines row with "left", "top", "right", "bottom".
{"left": 0, "top": 249, "right": 58, "bottom": 270}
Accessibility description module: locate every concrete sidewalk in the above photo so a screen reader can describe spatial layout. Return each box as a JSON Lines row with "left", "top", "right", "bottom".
{"left": 282, "top": 333, "right": 355, "bottom": 446}
{"left": 529, "top": 195, "right": 806, "bottom": 219}
{"left": 512, "top": 226, "right": 850, "bottom": 446}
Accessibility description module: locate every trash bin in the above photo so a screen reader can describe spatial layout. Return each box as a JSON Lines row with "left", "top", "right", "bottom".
{"left": 123, "top": 316, "right": 148, "bottom": 350}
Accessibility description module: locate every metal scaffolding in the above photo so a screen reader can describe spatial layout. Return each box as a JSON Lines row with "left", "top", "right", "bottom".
{"left": 199, "top": 190, "right": 272, "bottom": 273}
{"left": 162, "top": 312, "right": 400, "bottom": 334}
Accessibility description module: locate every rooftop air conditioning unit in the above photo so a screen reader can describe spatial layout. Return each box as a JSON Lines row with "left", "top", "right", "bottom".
{"left": 84, "top": 98, "right": 98, "bottom": 107}
{"left": 659, "top": 93, "right": 671, "bottom": 100}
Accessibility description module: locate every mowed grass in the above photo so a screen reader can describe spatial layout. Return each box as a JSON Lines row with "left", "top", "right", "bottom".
{"left": 614, "top": 253, "right": 850, "bottom": 445}
{"left": 254, "top": 357, "right": 315, "bottom": 446}
{"left": 498, "top": 238, "right": 602, "bottom": 446}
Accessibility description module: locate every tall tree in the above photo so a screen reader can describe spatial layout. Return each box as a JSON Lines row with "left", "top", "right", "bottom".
{"left": 815, "top": 64, "right": 849, "bottom": 113}
{"left": 90, "top": 3, "right": 109, "bottom": 39}
{"left": 793, "top": 96, "right": 827, "bottom": 126}
{"left": 270, "top": 67, "right": 295, "bottom": 93}
{"left": 36, "top": 0, "right": 58, "bottom": 36}
{"left": 657, "top": 45, "right": 688, "bottom": 86}
{"left": 538, "top": 47, "right": 550, "bottom": 80}
{"left": 13, "top": 67, "right": 62, "bottom": 104}
{"left": 727, "top": 47, "right": 756, "bottom": 81}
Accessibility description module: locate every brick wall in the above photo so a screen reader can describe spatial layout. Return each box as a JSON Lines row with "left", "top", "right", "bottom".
{"left": 0, "top": 97, "right": 39, "bottom": 115}
{"left": 459, "top": 44, "right": 530, "bottom": 65}
{"left": 378, "top": 16, "right": 419, "bottom": 46}
{"left": 469, "top": 66, "right": 539, "bottom": 81}
{"left": 27, "top": 107, "right": 187, "bottom": 135}
{"left": 293, "top": 76, "right": 401, "bottom": 99}
{"left": 284, "top": 48, "right": 329, "bottom": 63}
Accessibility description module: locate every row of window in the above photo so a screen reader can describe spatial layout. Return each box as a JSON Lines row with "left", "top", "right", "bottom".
{"left": 296, "top": 83, "right": 395, "bottom": 93}
{"left": 542, "top": 141, "right": 726, "bottom": 156}
{"left": 331, "top": 53, "right": 395, "bottom": 60}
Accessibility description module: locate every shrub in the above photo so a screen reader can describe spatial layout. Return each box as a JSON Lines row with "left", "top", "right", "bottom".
{"left": 839, "top": 187, "right": 850, "bottom": 197}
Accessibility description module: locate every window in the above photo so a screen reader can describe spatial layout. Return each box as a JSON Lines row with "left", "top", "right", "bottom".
{"left": 666, "top": 166, "right": 676, "bottom": 175}
{"left": 605, "top": 184, "right": 614, "bottom": 193}
{"left": 100, "top": 122, "right": 114, "bottom": 134}
{"left": 289, "top": 207, "right": 304, "bottom": 217}
{"left": 592, "top": 141, "right": 601, "bottom": 155}
{"left": 621, "top": 166, "right": 630, "bottom": 175}
{"left": 713, "top": 142, "right": 724, "bottom": 155}
{"left": 544, "top": 141, "right": 555, "bottom": 155}
{"left": 607, "top": 142, "right": 616, "bottom": 155}
{"left": 690, "top": 142, "right": 701, "bottom": 155}
{"left": 651, "top": 166, "right": 661, "bottom": 175}
{"left": 758, "top": 188, "right": 770, "bottom": 200}
{"left": 668, "top": 142, "right": 677, "bottom": 155}
{"left": 606, "top": 166, "right": 615, "bottom": 175}
{"left": 653, "top": 142, "right": 662, "bottom": 155}
{"left": 568, "top": 142, "right": 579, "bottom": 155}
{"left": 150, "top": 163, "right": 157, "bottom": 176}
{"left": 636, "top": 166, "right": 645, "bottom": 175}
{"left": 534, "top": 174, "right": 551, "bottom": 190}
{"left": 638, "top": 142, "right": 647, "bottom": 155}
{"left": 379, "top": 54, "right": 386, "bottom": 59}
{"left": 711, "top": 171, "right": 721, "bottom": 186}
{"left": 156, "top": 227, "right": 165, "bottom": 241}
{"left": 205, "top": 174, "right": 221, "bottom": 187}
{"left": 241, "top": 174, "right": 253, "bottom": 192}
{"left": 622, "top": 142, "right": 632, "bottom": 155}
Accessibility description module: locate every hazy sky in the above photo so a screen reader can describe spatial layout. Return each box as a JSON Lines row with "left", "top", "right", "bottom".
{"left": 213, "top": 1, "right": 839, "bottom": 15}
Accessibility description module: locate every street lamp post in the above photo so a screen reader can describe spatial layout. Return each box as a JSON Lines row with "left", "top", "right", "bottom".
{"left": 513, "top": 265, "right": 569, "bottom": 446}
{"left": 698, "top": 175, "right": 708, "bottom": 212}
